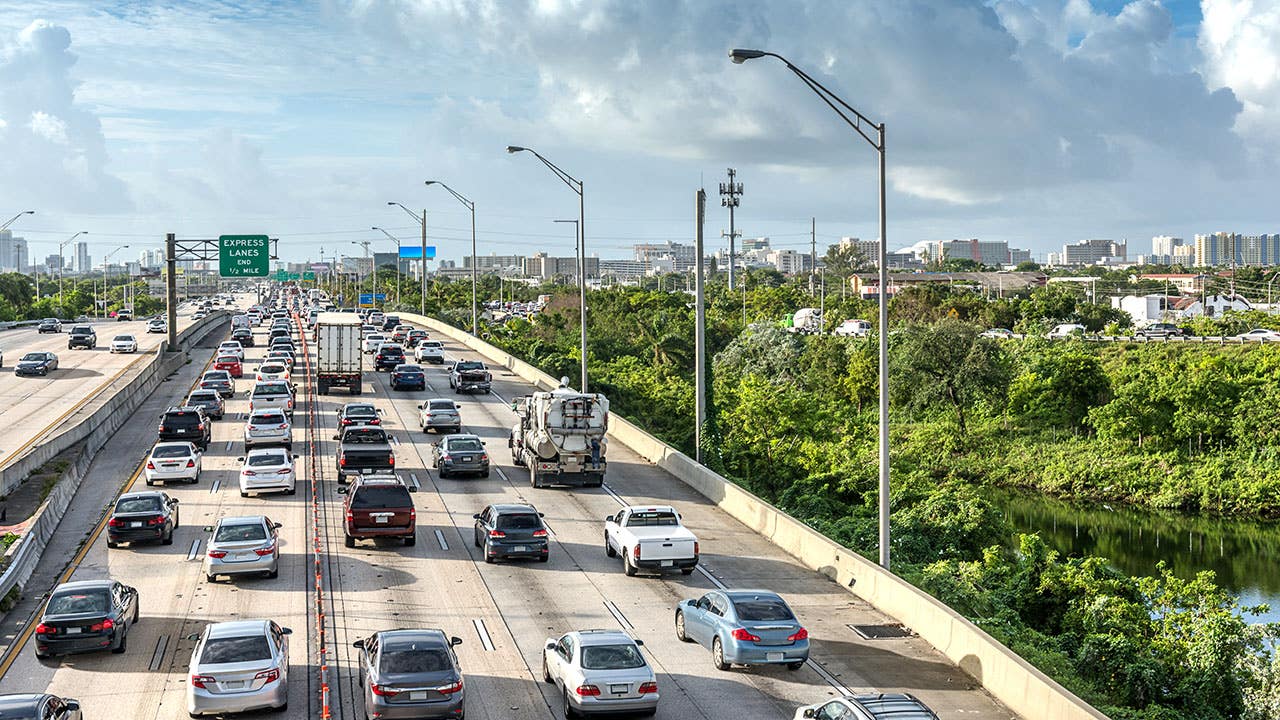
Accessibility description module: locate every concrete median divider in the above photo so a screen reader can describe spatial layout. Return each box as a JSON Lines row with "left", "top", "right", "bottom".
{"left": 0, "top": 312, "right": 229, "bottom": 602}
{"left": 403, "top": 312, "right": 1109, "bottom": 720}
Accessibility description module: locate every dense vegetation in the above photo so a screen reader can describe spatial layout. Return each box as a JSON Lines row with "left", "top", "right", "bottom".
{"left": 344, "top": 268, "right": 1280, "bottom": 718}
{"left": 0, "top": 271, "right": 162, "bottom": 321}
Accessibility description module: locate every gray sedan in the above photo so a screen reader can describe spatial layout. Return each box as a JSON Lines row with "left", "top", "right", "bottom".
{"left": 354, "top": 629, "right": 465, "bottom": 719}
{"left": 203, "top": 516, "right": 281, "bottom": 583}
{"left": 542, "top": 629, "right": 658, "bottom": 717}
{"left": 418, "top": 398, "right": 462, "bottom": 433}
{"left": 432, "top": 434, "right": 488, "bottom": 478}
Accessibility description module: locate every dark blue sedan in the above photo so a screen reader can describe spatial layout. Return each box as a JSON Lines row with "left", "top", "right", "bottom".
{"left": 390, "top": 363, "right": 426, "bottom": 391}
{"left": 15, "top": 351, "right": 59, "bottom": 376}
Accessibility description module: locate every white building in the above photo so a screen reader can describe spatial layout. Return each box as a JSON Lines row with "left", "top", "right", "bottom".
{"left": 633, "top": 241, "right": 698, "bottom": 272}
{"left": 1179, "top": 293, "right": 1252, "bottom": 318}
{"left": 74, "top": 241, "right": 91, "bottom": 273}
{"left": 1110, "top": 294, "right": 1172, "bottom": 326}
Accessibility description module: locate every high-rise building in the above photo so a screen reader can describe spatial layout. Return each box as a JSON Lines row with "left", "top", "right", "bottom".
{"left": 74, "top": 241, "right": 91, "bottom": 273}
{"left": 523, "top": 253, "right": 599, "bottom": 281}
{"left": 138, "top": 249, "right": 165, "bottom": 269}
{"left": 741, "top": 237, "right": 770, "bottom": 252}
{"left": 1059, "top": 239, "right": 1127, "bottom": 265}
{"left": 44, "top": 254, "right": 62, "bottom": 273}
{"left": 1194, "top": 232, "right": 1233, "bottom": 267}
{"left": 463, "top": 254, "right": 525, "bottom": 272}
{"left": 633, "top": 241, "right": 698, "bottom": 272}
{"left": 1193, "top": 232, "right": 1280, "bottom": 267}
{"left": 931, "top": 238, "right": 1034, "bottom": 266}
{"left": 0, "top": 230, "right": 29, "bottom": 273}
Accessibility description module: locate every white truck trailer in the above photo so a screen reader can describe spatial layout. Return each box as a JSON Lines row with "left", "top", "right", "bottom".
{"left": 509, "top": 380, "right": 608, "bottom": 488}
{"left": 315, "top": 312, "right": 363, "bottom": 395}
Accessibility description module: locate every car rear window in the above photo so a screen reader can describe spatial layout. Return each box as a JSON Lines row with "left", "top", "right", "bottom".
{"left": 215, "top": 523, "right": 268, "bottom": 542}
{"left": 496, "top": 513, "right": 540, "bottom": 530}
{"left": 422, "top": 342, "right": 442, "bottom": 349}
{"left": 254, "top": 383, "right": 289, "bottom": 396}
{"left": 732, "top": 598, "right": 795, "bottom": 622}
{"left": 117, "top": 496, "right": 163, "bottom": 513}
{"left": 345, "top": 405, "right": 376, "bottom": 416}
{"left": 447, "top": 438, "right": 483, "bottom": 452}
{"left": 581, "top": 644, "right": 645, "bottom": 670}
{"left": 163, "top": 412, "right": 201, "bottom": 428}
{"left": 200, "top": 635, "right": 272, "bottom": 664}
{"left": 428, "top": 401, "right": 455, "bottom": 411}
{"left": 628, "top": 511, "right": 679, "bottom": 527}
{"left": 380, "top": 645, "right": 450, "bottom": 673}
{"left": 204, "top": 371, "right": 230, "bottom": 381}
{"left": 260, "top": 363, "right": 286, "bottom": 373}
{"left": 343, "top": 428, "right": 385, "bottom": 443}
{"left": 153, "top": 445, "right": 193, "bottom": 458}
{"left": 47, "top": 591, "right": 109, "bottom": 615}
{"left": 380, "top": 346, "right": 404, "bottom": 354}
{"left": 216, "top": 355, "right": 238, "bottom": 363}
{"left": 456, "top": 361, "right": 483, "bottom": 371}
{"left": 189, "top": 392, "right": 218, "bottom": 403}
{"left": 351, "top": 485, "right": 412, "bottom": 509}
{"left": 247, "top": 452, "right": 287, "bottom": 467}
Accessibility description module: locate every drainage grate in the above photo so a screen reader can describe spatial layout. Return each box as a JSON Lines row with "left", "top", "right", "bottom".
{"left": 849, "top": 623, "right": 914, "bottom": 639}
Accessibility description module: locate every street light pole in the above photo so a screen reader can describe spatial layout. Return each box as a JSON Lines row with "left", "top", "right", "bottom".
{"left": 506, "top": 146, "right": 589, "bottom": 393}
{"left": 0, "top": 210, "right": 34, "bottom": 232}
{"left": 102, "top": 244, "right": 131, "bottom": 319}
{"left": 58, "top": 231, "right": 88, "bottom": 307}
{"left": 372, "top": 227, "right": 402, "bottom": 308}
{"left": 388, "top": 202, "right": 427, "bottom": 316}
{"left": 425, "top": 181, "right": 478, "bottom": 335}
{"left": 730, "top": 48, "right": 892, "bottom": 570}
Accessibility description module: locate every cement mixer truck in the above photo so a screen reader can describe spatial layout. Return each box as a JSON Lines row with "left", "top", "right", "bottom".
{"left": 509, "top": 379, "right": 609, "bottom": 488}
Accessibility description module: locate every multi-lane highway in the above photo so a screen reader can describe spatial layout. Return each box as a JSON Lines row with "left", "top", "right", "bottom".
{"left": 0, "top": 310, "right": 1016, "bottom": 719}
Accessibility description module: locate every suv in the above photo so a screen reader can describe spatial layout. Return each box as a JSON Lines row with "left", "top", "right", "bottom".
{"left": 340, "top": 475, "right": 417, "bottom": 547}
{"left": 67, "top": 326, "right": 97, "bottom": 350}
{"left": 157, "top": 406, "right": 212, "bottom": 449}
{"left": 374, "top": 344, "right": 405, "bottom": 372}
{"left": 37, "top": 318, "right": 62, "bottom": 333}
{"left": 1137, "top": 322, "right": 1183, "bottom": 339}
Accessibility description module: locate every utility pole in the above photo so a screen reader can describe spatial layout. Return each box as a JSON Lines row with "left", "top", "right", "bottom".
{"left": 719, "top": 168, "right": 743, "bottom": 291}
{"left": 809, "top": 217, "right": 817, "bottom": 296}
{"left": 695, "top": 189, "right": 707, "bottom": 464}
{"left": 165, "top": 233, "right": 178, "bottom": 351}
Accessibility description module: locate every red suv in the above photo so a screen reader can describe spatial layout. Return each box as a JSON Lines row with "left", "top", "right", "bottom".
{"left": 340, "top": 475, "right": 417, "bottom": 548}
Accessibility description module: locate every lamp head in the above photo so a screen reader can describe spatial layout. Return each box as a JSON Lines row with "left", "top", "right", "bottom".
{"left": 506, "top": 146, "right": 526, "bottom": 154}
{"left": 729, "top": 48, "right": 766, "bottom": 64}
{"left": 424, "top": 180, "right": 438, "bottom": 186}
{"left": 23, "top": 210, "right": 34, "bottom": 215}
{"left": 386, "top": 201, "right": 396, "bottom": 206}
{"left": 371, "top": 226, "right": 379, "bottom": 230}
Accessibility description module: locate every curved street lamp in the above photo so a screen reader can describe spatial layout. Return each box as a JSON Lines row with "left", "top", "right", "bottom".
{"left": 0, "top": 210, "right": 34, "bottom": 232}
{"left": 388, "top": 202, "right": 428, "bottom": 315}
{"left": 58, "top": 231, "right": 88, "bottom": 306}
{"left": 102, "top": 244, "right": 131, "bottom": 318}
{"left": 729, "top": 48, "right": 891, "bottom": 569}
{"left": 425, "top": 181, "right": 478, "bottom": 335}
{"left": 372, "top": 227, "right": 403, "bottom": 307}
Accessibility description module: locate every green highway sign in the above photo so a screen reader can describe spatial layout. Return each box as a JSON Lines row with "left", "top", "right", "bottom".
{"left": 289, "top": 272, "right": 300, "bottom": 280}
{"left": 219, "top": 235, "right": 270, "bottom": 277}
{"left": 303, "top": 271, "right": 316, "bottom": 281}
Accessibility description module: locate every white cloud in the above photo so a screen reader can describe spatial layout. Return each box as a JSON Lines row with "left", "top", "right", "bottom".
{"left": 1200, "top": 0, "right": 1280, "bottom": 154}
{"left": 28, "top": 110, "right": 68, "bottom": 144}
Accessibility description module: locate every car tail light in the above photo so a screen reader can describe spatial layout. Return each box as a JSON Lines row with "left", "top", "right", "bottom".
{"left": 254, "top": 543, "right": 276, "bottom": 556}
{"left": 89, "top": 618, "right": 115, "bottom": 632}
{"left": 108, "top": 517, "right": 124, "bottom": 527}
{"left": 35, "top": 623, "right": 56, "bottom": 635}
{"left": 157, "top": 424, "right": 167, "bottom": 433}
{"left": 338, "top": 456, "right": 346, "bottom": 467}
{"left": 276, "top": 468, "right": 292, "bottom": 475}
{"left": 788, "top": 628, "right": 809, "bottom": 641}
{"left": 638, "top": 682, "right": 658, "bottom": 694}
{"left": 190, "top": 675, "right": 214, "bottom": 689}
{"left": 146, "top": 516, "right": 165, "bottom": 526}
{"left": 488, "top": 530, "right": 506, "bottom": 538}
{"left": 254, "top": 668, "right": 280, "bottom": 683}
{"left": 242, "top": 470, "right": 257, "bottom": 476}
{"left": 479, "top": 453, "right": 489, "bottom": 461}
{"left": 731, "top": 628, "right": 762, "bottom": 642}
{"left": 345, "top": 509, "right": 354, "bottom": 524}
{"left": 633, "top": 545, "right": 641, "bottom": 561}
{"left": 370, "top": 684, "right": 401, "bottom": 697}
{"left": 694, "top": 541, "right": 700, "bottom": 555}
{"left": 388, "top": 455, "right": 395, "bottom": 465}
{"left": 436, "top": 679, "right": 463, "bottom": 694}
{"left": 341, "top": 418, "right": 351, "bottom": 425}
{"left": 409, "top": 507, "right": 416, "bottom": 522}
{"left": 186, "top": 459, "right": 196, "bottom": 468}
{"left": 197, "top": 423, "right": 205, "bottom": 431}
{"left": 208, "top": 550, "right": 227, "bottom": 559}
{"left": 532, "top": 529, "right": 548, "bottom": 538}
{"left": 277, "top": 423, "right": 289, "bottom": 429}
{"left": 370, "top": 418, "right": 380, "bottom": 425}
{"left": 574, "top": 685, "right": 601, "bottom": 697}
{"left": 146, "top": 461, "right": 156, "bottom": 470}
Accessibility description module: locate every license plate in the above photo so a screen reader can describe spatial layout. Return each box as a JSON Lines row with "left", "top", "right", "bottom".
{"left": 375, "top": 516, "right": 389, "bottom": 524}
{"left": 610, "top": 683, "right": 629, "bottom": 694}
{"left": 461, "top": 456, "right": 472, "bottom": 462}
{"left": 767, "top": 652, "right": 784, "bottom": 662}
{"left": 163, "top": 463, "right": 178, "bottom": 468}
{"left": 661, "top": 560, "right": 674, "bottom": 567}
{"left": 65, "top": 627, "right": 82, "bottom": 635}
{"left": 513, "top": 545, "right": 529, "bottom": 552}
{"left": 130, "top": 522, "right": 143, "bottom": 528}
{"left": 224, "top": 680, "right": 245, "bottom": 689}
{"left": 176, "top": 429, "right": 187, "bottom": 434}
{"left": 409, "top": 691, "right": 428, "bottom": 701}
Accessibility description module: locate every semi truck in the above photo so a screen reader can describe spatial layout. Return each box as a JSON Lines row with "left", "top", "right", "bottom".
{"left": 315, "top": 312, "right": 362, "bottom": 395}
{"left": 510, "top": 379, "right": 609, "bottom": 488}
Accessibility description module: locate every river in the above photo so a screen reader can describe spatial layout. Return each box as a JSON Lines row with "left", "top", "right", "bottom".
{"left": 995, "top": 489, "right": 1280, "bottom": 624}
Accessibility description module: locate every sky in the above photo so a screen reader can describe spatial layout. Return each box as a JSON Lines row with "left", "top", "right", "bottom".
{"left": 0, "top": 0, "right": 1277, "bottom": 266}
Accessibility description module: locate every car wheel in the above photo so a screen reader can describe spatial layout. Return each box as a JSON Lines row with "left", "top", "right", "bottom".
{"left": 286, "top": 485, "right": 296, "bottom": 495}
{"left": 482, "top": 470, "right": 490, "bottom": 478}
{"left": 133, "top": 603, "right": 140, "bottom": 623}
{"left": 145, "top": 478, "right": 155, "bottom": 486}
{"left": 107, "top": 540, "right": 118, "bottom": 549}
{"left": 675, "top": 611, "right": 690, "bottom": 642}
{"left": 162, "top": 527, "right": 174, "bottom": 545}
{"left": 473, "top": 531, "right": 481, "bottom": 548}
{"left": 787, "top": 660, "right": 805, "bottom": 670}
{"left": 681, "top": 567, "right": 696, "bottom": 575}
{"left": 272, "top": 700, "right": 287, "bottom": 713}
{"left": 404, "top": 533, "right": 416, "bottom": 547}
{"left": 542, "top": 655, "right": 553, "bottom": 683}
{"left": 111, "top": 630, "right": 128, "bottom": 654}
{"left": 240, "top": 491, "right": 248, "bottom": 498}
{"left": 624, "top": 552, "right": 637, "bottom": 577}
{"left": 712, "top": 637, "right": 729, "bottom": 671}
{"left": 484, "top": 547, "right": 495, "bottom": 564}
{"left": 562, "top": 688, "right": 577, "bottom": 719}
{"left": 206, "top": 574, "right": 217, "bottom": 583}
{"left": 605, "top": 535, "right": 616, "bottom": 558}
{"left": 344, "top": 535, "right": 356, "bottom": 548}
{"left": 267, "top": 566, "right": 279, "bottom": 579}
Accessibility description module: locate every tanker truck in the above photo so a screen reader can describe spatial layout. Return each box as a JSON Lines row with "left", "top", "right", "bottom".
{"left": 509, "top": 378, "right": 609, "bottom": 488}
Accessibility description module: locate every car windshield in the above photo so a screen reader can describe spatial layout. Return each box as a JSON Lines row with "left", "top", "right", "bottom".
{"left": 581, "top": 643, "right": 645, "bottom": 670}
{"left": 380, "top": 644, "right": 451, "bottom": 673}
{"left": 116, "top": 496, "right": 163, "bottom": 513}
{"left": 255, "top": 383, "right": 289, "bottom": 395}
{"left": 215, "top": 523, "right": 268, "bottom": 542}
{"left": 429, "top": 401, "right": 455, "bottom": 411}
{"left": 732, "top": 598, "right": 795, "bottom": 622}
{"left": 200, "top": 635, "right": 273, "bottom": 664}
{"left": 456, "top": 361, "right": 483, "bottom": 371}
{"left": 345, "top": 405, "right": 376, "bottom": 417}
{"left": 216, "top": 356, "right": 238, "bottom": 363}
{"left": 628, "top": 511, "right": 679, "bottom": 527}
{"left": 343, "top": 429, "right": 385, "bottom": 443}
{"left": 351, "top": 485, "right": 411, "bottom": 509}
{"left": 247, "top": 453, "right": 287, "bottom": 467}
{"left": 153, "top": 445, "right": 193, "bottom": 458}
{"left": 114, "top": 335, "right": 133, "bottom": 342}
{"left": 20, "top": 353, "right": 45, "bottom": 362}
{"left": 47, "top": 591, "right": 110, "bottom": 615}
{"left": 496, "top": 513, "right": 541, "bottom": 530}
{"left": 397, "top": 365, "right": 422, "bottom": 373}
{"left": 72, "top": 326, "right": 92, "bottom": 334}
{"left": 446, "top": 438, "right": 483, "bottom": 452}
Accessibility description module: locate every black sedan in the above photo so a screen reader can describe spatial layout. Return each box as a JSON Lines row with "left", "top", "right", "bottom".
{"left": 390, "top": 363, "right": 426, "bottom": 391}
{"left": 374, "top": 344, "right": 405, "bottom": 372}
{"left": 37, "top": 318, "right": 61, "bottom": 333}
{"left": 230, "top": 327, "right": 255, "bottom": 347}
{"left": 34, "top": 579, "right": 138, "bottom": 659}
{"left": 0, "top": 694, "right": 82, "bottom": 719}
{"left": 15, "top": 351, "right": 58, "bottom": 376}
{"left": 106, "top": 491, "right": 180, "bottom": 547}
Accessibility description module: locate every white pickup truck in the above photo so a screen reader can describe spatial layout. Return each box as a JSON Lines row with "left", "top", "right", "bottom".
{"left": 604, "top": 505, "right": 699, "bottom": 576}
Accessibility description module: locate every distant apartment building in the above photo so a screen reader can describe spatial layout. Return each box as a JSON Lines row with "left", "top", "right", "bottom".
{"left": 523, "top": 253, "right": 599, "bottom": 281}
{"left": 839, "top": 237, "right": 880, "bottom": 263}
{"left": 0, "top": 230, "right": 29, "bottom": 273}
{"left": 633, "top": 241, "right": 698, "bottom": 272}
{"left": 463, "top": 254, "right": 525, "bottom": 272}
{"left": 1054, "top": 238, "right": 1127, "bottom": 266}
{"left": 74, "top": 241, "right": 91, "bottom": 273}
{"left": 341, "top": 256, "right": 373, "bottom": 275}
{"left": 139, "top": 249, "right": 165, "bottom": 270}
{"left": 600, "top": 259, "right": 647, "bottom": 279}
{"left": 766, "top": 249, "right": 813, "bottom": 275}
{"left": 43, "top": 254, "right": 62, "bottom": 273}
{"left": 1145, "top": 235, "right": 1186, "bottom": 264}
{"left": 741, "top": 237, "right": 770, "bottom": 252}
{"left": 931, "top": 238, "right": 1033, "bottom": 266}
{"left": 1187, "top": 231, "right": 1280, "bottom": 267}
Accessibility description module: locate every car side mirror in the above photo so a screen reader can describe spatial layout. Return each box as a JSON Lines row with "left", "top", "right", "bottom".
{"left": 237, "top": 457, "right": 245, "bottom": 462}
{"left": 203, "top": 525, "right": 213, "bottom": 532}
{"left": 634, "top": 639, "right": 644, "bottom": 646}
{"left": 273, "top": 522, "right": 283, "bottom": 529}
{"left": 545, "top": 641, "right": 556, "bottom": 650}
{"left": 605, "top": 515, "right": 614, "bottom": 523}
{"left": 332, "top": 435, "right": 339, "bottom": 441}
{"left": 803, "top": 710, "right": 816, "bottom": 719}
{"left": 170, "top": 499, "right": 180, "bottom": 504}
{"left": 186, "top": 633, "right": 202, "bottom": 641}
{"left": 454, "top": 403, "right": 462, "bottom": 410}
{"left": 282, "top": 627, "right": 293, "bottom": 635}
{"left": 407, "top": 486, "right": 418, "bottom": 493}
{"left": 417, "top": 404, "right": 424, "bottom": 409}
{"left": 538, "top": 512, "right": 545, "bottom": 517}
{"left": 472, "top": 513, "right": 481, "bottom": 520}
{"left": 64, "top": 699, "right": 81, "bottom": 712}
{"left": 352, "top": 639, "right": 364, "bottom": 650}
{"left": 336, "top": 486, "right": 348, "bottom": 494}
{"left": 292, "top": 454, "right": 299, "bottom": 460}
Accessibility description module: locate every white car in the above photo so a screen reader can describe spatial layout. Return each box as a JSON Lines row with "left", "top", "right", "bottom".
{"left": 979, "top": 328, "right": 1016, "bottom": 339}
{"left": 362, "top": 333, "right": 387, "bottom": 354}
{"left": 542, "top": 630, "right": 659, "bottom": 716}
{"left": 794, "top": 693, "right": 941, "bottom": 720}
{"left": 192, "top": 310, "right": 208, "bottom": 320}
{"left": 238, "top": 447, "right": 297, "bottom": 496}
{"left": 145, "top": 442, "right": 202, "bottom": 485}
{"left": 110, "top": 334, "right": 139, "bottom": 353}
{"left": 216, "top": 340, "right": 245, "bottom": 360}
{"left": 1046, "top": 323, "right": 1087, "bottom": 339}
{"left": 256, "top": 361, "right": 291, "bottom": 383}
{"left": 186, "top": 619, "right": 290, "bottom": 716}
{"left": 1237, "top": 328, "right": 1280, "bottom": 341}
{"left": 243, "top": 409, "right": 292, "bottom": 449}
{"left": 832, "top": 319, "right": 872, "bottom": 337}
{"left": 415, "top": 340, "right": 445, "bottom": 364}
{"left": 147, "top": 318, "right": 167, "bottom": 334}
{"left": 265, "top": 350, "right": 295, "bottom": 369}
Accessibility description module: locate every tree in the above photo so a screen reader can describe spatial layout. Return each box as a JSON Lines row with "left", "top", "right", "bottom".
{"left": 821, "top": 242, "right": 870, "bottom": 283}
{"left": 890, "top": 319, "right": 1011, "bottom": 435}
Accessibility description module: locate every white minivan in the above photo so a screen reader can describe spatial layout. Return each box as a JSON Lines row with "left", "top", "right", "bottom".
{"left": 1046, "top": 323, "right": 1087, "bottom": 339}
{"left": 833, "top": 319, "right": 873, "bottom": 337}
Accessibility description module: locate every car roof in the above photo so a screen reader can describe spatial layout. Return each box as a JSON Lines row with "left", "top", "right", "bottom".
{"left": 206, "top": 619, "right": 272, "bottom": 638}
{"left": 722, "top": 589, "right": 786, "bottom": 602}
{"left": 164, "top": 405, "right": 203, "bottom": 414}
{"left": 570, "top": 629, "right": 636, "bottom": 646}
{"left": 53, "top": 579, "right": 114, "bottom": 593}
{"left": 376, "top": 628, "right": 449, "bottom": 646}
{"left": 0, "top": 694, "right": 48, "bottom": 709}
{"left": 152, "top": 441, "right": 196, "bottom": 451}
{"left": 845, "top": 694, "right": 940, "bottom": 719}
{"left": 247, "top": 447, "right": 289, "bottom": 456}
{"left": 491, "top": 503, "right": 537, "bottom": 514}
{"left": 443, "top": 434, "right": 482, "bottom": 443}
{"left": 119, "top": 491, "right": 167, "bottom": 501}
{"left": 217, "top": 515, "right": 269, "bottom": 527}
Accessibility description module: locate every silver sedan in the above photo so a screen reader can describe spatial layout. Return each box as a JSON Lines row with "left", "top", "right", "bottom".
{"left": 203, "top": 516, "right": 281, "bottom": 582}
{"left": 542, "top": 629, "right": 659, "bottom": 717}
{"left": 186, "top": 619, "right": 290, "bottom": 716}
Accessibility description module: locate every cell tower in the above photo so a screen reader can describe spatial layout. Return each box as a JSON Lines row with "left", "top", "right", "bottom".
{"left": 719, "top": 168, "right": 743, "bottom": 290}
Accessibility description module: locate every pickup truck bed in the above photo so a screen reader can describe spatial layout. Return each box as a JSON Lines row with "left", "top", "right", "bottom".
{"left": 336, "top": 426, "right": 395, "bottom": 479}
{"left": 605, "top": 506, "right": 699, "bottom": 576}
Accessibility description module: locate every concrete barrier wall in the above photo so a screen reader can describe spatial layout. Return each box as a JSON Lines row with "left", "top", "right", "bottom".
{"left": 402, "top": 313, "right": 1109, "bottom": 720}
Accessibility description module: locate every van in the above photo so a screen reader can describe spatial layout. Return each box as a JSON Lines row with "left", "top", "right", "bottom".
{"left": 231, "top": 314, "right": 250, "bottom": 330}
{"left": 1046, "top": 323, "right": 1087, "bottom": 339}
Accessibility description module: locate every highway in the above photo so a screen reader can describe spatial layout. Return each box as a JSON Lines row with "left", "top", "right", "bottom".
{"left": 0, "top": 314, "right": 1017, "bottom": 719}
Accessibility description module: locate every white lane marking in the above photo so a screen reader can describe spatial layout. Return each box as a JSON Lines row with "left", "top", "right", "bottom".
{"left": 224, "top": 441, "right": 232, "bottom": 452}
{"left": 696, "top": 565, "right": 726, "bottom": 590}
{"left": 149, "top": 634, "right": 169, "bottom": 671}
{"left": 601, "top": 483, "right": 626, "bottom": 506}
{"left": 408, "top": 473, "right": 420, "bottom": 490}
{"left": 603, "top": 600, "right": 635, "bottom": 631}
{"left": 490, "top": 390, "right": 507, "bottom": 404}
{"left": 210, "top": 479, "right": 221, "bottom": 494}
{"left": 807, "top": 659, "right": 856, "bottom": 696}
{"left": 472, "top": 618, "right": 495, "bottom": 652}
{"left": 434, "top": 530, "right": 449, "bottom": 551}
{"left": 391, "top": 436, "right": 400, "bottom": 446}
{"left": 494, "top": 467, "right": 509, "bottom": 483}
{"left": 186, "top": 539, "right": 202, "bottom": 561}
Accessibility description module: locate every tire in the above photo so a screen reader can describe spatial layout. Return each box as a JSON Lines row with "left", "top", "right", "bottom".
{"left": 107, "top": 540, "right": 118, "bottom": 549}
{"left": 344, "top": 535, "right": 356, "bottom": 548}
{"left": 484, "top": 548, "right": 495, "bottom": 564}
{"left": 133, "top": 603, "right": 140, "bottom": 623}
{"left": 206, "top": 574, "right": 217, "bottom": 583}
{"left": 787, "top": 660, "right": 805, "bottom": 670}
{"left": 145, "top": 478, "right": 154, "bottom": 487}
{"left": 404, "top": 533, "right": 416, "bottom": 547}
{"left": 162, "top": 527, "right": 174, "bottom": 545}
{"left": 112, "top": 631, "right": 128, "bottom": 654}
{"left": 712, "top": 637, "right": 729, "bottom": 671}
{"left": 481, "top": 470, "right": 490, "bottom": 478}
{"left": 675, "top": 611, "right": 690, "bottom": 642}
{"left": 240, "top": 491, "right": 248, "bottom": 498}
{"left": 542, "top": 655, "right": 553, "bottom": 683}
{"left": 538, "top": 553, "right": 550, "bottom": 563}
{"left": 286, "top": 486, "right": 296, "bottom": 496}
{"left": 266, "top": 566, "right": 279, "bottom": 579}
{"left": 473, "top": 531, "right": 480, "bottom": 548}
{"left": 562, "top": 689, "right": 577, "bottom": 719}
{"left": 624, "top": 552, "right": 637, "bottom": 577}
{"left": 530, "top": 465, "right": 540, "bottom": 489}
{"left": 439, "top": 469, "right": 449, "bottom": 479}
{"left": 272, "top": 701, "right": 287, "bottom": 713}
{"left": 605, "top": 535, "right": 616, "bottom": 558}
{"left": 681, "top": 567, "right": 696, "bottom": 575}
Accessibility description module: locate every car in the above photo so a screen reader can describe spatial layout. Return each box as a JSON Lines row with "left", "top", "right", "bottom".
{"left": 390, "top": 326, "right": 411, "bottom": 344}
{"left": 268, "top": 327, "right": 291, "bottom": 343}
{"left": 390, "top": 363, "right": 426, "bottom": 390}
{"left": 213, "top": 354, "right": 243, "bottom": 378}
{"left": 157, "top": 406, "right": 212, "bottom": 449}
{"left": 380, "top": 314, "right": 400, "bottom": 332}
{"left": 249, "top": 380, "right": 296, "bottom": 417}
{"left": 979, "top": 328, "right": 1016, "bottom": 339}
{"left": 34, "top": 579, "right": 138, "bottom": 659}
{"left": 265, "top": 350, "right": 296, "bottom": 369}
{"left": 37, "top": 317, "right": 62, "bottom": 333}
{"left": 238, "top": 447, "right": 297, "bottom": 497}
{"left": 243, "top": 409, "right": 293, "bottom": 449}
{"left": 542, "top": 629, "right": 659, "bottom": 718}
{"left": 192, "top": 310, "right": 208, "bottom": 320}
{"left": 67, "top": 325, "right": 97, "bottom": 350}
{"left": 147, "top": 318, "right": 168, "bottom": 334}
{"left": 433, "top": 434, "right": 489, "bottom": 478}
{"left": 216, "top": 340, "right": 245, "bottom": 360}
{"left": 340, "top": 474, "right": 417, "bottom": 547}
{"left": 144, "top": 442, "right": 202, "bottom": 485}
{"left": 794, "top": 693, "right": 941, "bottom": 720}
{"left": 256, "top": 361, "right": 290, "bottom": 382}
{"left": 1046, "top": 323, "right": 1087, "bottom": 339}
{"left": 353, "top": 629, "right": 465, "bottom": 720}
{"left": 115, "top": 308, "right": 133, "bottom": 321}
{"left": 187, "top": 389, "right": 226, "bottom": 420}
{"left": 107, "top": 491, "right": 180, "bottom": 546}
{"left": 268, "top": 338, "right": 296, "bottom": 354}
{"left": 675, "top": 589, "right": 809, "bottom": 671}
{"left": 199, "top": 370, "right": 236, "bottom": 398}
{"left": 1237, "top": 328, "right": 1280, "bottom": 341}
{"left": 362, "top": 333, "right": 387, "bottom": 354}
{"left": 472, "top": 503, "right": 547, "bottom": 563}
{"left": 15, "top": 351, "right": 58, "bottom": 376}
{"left": 186, "top": 619, "right": 291, "bottom": 716}
{"left": 418, "top": 398, "right": 462, "bottom": 434}
{"left": 415, "top": 340, "right": 445, "bottom": 363}
{"left": 832, "top": 319, "right": 872, "bottom": 337}
{"left": 1136, "top": 322, "right": 1183, "bottom": 339}
{"left": 0, "top": 694, "right": 82, "bottom": 719}
{"left": 203, "top": 516, "right": 283, "bottom": 582}
{"left": 406, "top": 329, "right": 428, "bottom": 347}
{"left": 448, "top": 359, "right": 490, "bottom": 393}
{"left": 605, "top": 505, "right": 699, "bottom": 576}
{"left": 230, "top": 327, "right": 255, "bottom": 347}
{"left": 338, "top": 402, "right": 381, "bottom": 427}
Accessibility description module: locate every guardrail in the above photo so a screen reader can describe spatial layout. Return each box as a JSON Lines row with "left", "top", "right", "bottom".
{"left": 400, "top": 311, "right": 1109, "bottom": 720}
{"left": 0, "top": 312, "right": 228, "bottom": 604}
